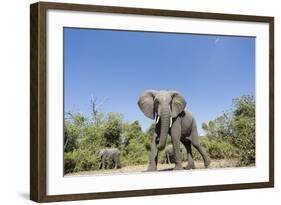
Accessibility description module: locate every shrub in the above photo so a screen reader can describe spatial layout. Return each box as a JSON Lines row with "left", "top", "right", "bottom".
{"left": 231, "top": 95, "right": 255, "bottom": 166}
{"left": 231, "top": 117, "right": 255, "bottom": 165}
{"left": 121, "top": 138, "right": 149, "bottom": 166}
{"left": 64, "top": 151, "right": 77, "bottom": 173}
{"left": 191, "top": 138, "right": 238, "bottom": 160}
{"left": 64, "top": 147, "right": 100, "bottom": 173}
{"left": 102, "top": 113, "right": 123, "bottom": 147}
{"left": 205, "top": 141, "right": 237, "bottom": 159}
{"left": 201, "top": 95, "right": 255, "bottom": 166}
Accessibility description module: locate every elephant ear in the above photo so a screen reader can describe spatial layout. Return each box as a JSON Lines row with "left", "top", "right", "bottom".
{"left": 170, "top": 91, "right": 186, "bottom": 118}
{"left": 138, "top": 90, "right": 157, "bottom": 119}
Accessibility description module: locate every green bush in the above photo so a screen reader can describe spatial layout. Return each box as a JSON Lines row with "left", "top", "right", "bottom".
{"left": 64, "top": 112, "right": 154, "bottom": 173}
{"left": 231, "top": 95, "right": 255, "bottom": 165}
{"left": 231, "top": 117, "right": 255, "bottom": 165}
{"left": 203, "top": 140, "right": 238, "bottom": 159}
{"left": 64, "top": 151, "right": 77, "bottom": 173}
{"left": 190, "top": 138, "right": 238, "bottom": 160}
{"left": 121, "top": 138, "right": 149, "bottom": 166}
{"left": 201, "top": 95, "right": 255, "bottom": 166}
{"left": 64, "top": 147, "right": 100, "bottom": 173}
{"left": 102, "top": 113, "right": 123, "bottom": 147}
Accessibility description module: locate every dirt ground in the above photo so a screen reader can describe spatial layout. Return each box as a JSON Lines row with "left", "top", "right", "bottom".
{"left": 65, "top": 159, "right": 242, "bottom": 177}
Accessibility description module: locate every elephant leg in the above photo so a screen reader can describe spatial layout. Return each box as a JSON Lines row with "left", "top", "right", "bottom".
{"left": 192, "top": 143, "right": 211, "bottom": 168}
{"left": 171, "top": 135, "right": 183, "bottom": 170}
{"left": 113, "top": 155, "right": 120, "bottom": 169}
{"left": 105, "top": 158, "right": 111, "bottom": 169}
{"left": 167, "top": 155, "right": 171, "bottom": 164}
{"left": 101, "top": 157, "right": 106, "bottom": 169}
{"left": 115, "top": 155, "right": 121, "bottom": 169}
{"left": 188, "top": 119, "right": 211, "bottom": 168}
{"left": 182, "top": 140, "right": 195, "bottom": 169}
{"left": 170, "top": 118, "right": 183, "bottom": 170}
{"left": 111, "top": 157, "right": 116, "bottom": 169}
{"left": 147, "top": 133, "right": 159, "bottom": 171}
{"left": 117, "top": 158, "right": 121, "bottom": 168}
{"left": 109, "top": 159, "right": 114, "bottom": 169}
{"left": 104, "top": 159, "right": 107, "bottom": 169}
{"left": 165, "top": 153, "right": 169, "bottom": 164}
{"left": 190, "top": 130, "right": 211, "bottom": 168}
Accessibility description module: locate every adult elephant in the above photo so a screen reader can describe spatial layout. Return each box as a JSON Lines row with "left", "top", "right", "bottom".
{"left": 98, "top": 148, "right": 121, "bottom": 169}
{"left": 138, "top": 90, "right": 211, "bottom": 171}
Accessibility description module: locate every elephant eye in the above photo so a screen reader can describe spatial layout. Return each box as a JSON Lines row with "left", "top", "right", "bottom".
{"left": 154, "top": 99, "right": 159, "bottom": 111}
{"left": 154, "top": 99, "right": 159, "bottom": 106}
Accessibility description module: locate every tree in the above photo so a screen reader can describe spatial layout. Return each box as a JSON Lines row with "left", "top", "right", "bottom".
{"left": 102, "top": 113, "right": 123, "bottom": 147}
{"left": 231, "top": 95, "right": 255, "bottom": 165}
{"left": 146, "top": 123, "right": 155, "bottom": 137}
{"left": 67, "top": 112, "right": 87, "bottom": 126}
{"left": 202, "top": 112, "right": 233, "bottom": 141}
{"left": 64, "top": 112, "right": 124, "bottom": 173}
{"left": 89, "top": 95, "right": 108, "bottom": 123}
{"left": 64, "top": 113, "right": 89, "bottom": 152}
{"left": 120, "top": 121, "right": 149, "bottom": 165}
{"left": 233, "top": 95, "right": 255, "bottom": 118}
{"left": 201, "top": 95, "right": 255, "bottom": 166}
{"left": 123, "top": 121, "right": 144, "bottom": 145}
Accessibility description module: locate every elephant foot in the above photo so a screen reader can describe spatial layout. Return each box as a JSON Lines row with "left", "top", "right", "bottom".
{"left": 185, "top": 163, "right": 196, "bottom": 170}
{"left": 204, "top": 157, "right": 211, "bottom": 168}
{"left": 146, "top": 165, "right": 157, "bottom": 172}
{"left": 174, "top": 165, "right": 184, "bottom": 170}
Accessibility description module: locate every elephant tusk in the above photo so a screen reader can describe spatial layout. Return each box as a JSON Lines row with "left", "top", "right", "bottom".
{"left": 154, "top": 114, "right": 158, "bottom": 124}
{"left": 156, "top": 115, "right": 160, "bottom": 124}
{"left": 170, "top": 117, "right": 173, "bottom": 128}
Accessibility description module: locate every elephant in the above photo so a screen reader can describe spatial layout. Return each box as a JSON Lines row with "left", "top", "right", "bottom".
{"left": 98, "top": 148, "right": 121, "bottom": 169}
{"left": 63, "top": 125, "right": 69, "bottom": 151}
{"left": 138, "top": 90, "right": 211, "bottom": 171}
{"left": 164, "top": 144, "right": 184, "bottom": 164}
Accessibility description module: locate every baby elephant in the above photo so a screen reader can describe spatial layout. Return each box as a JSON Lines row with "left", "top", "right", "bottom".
{"left": 165, "top": 144, "right": 184, "bottom": 164}
{"left": 98, "top": 148, "right": 121, "bottom": 169}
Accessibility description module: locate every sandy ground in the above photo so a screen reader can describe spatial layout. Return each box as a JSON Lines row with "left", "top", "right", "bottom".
{"left": 65, "top": 159, "right": 243, "bottom": 177}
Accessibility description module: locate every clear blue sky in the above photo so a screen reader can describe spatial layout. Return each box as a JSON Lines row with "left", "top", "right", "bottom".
{"left": 64, "top": 28, "right": 255, "bottom": 134}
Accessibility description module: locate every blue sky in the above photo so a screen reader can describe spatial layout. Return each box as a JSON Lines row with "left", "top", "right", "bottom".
{"left": 64, "top": 28, "right": 255, "bottom": 134}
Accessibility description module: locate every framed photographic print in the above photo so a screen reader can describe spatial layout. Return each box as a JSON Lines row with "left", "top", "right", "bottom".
{"left": 30, "top": 1, "right": 274, "bottom": 202}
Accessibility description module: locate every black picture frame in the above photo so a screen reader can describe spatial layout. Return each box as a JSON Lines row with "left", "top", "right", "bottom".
{"left": 30, "top": 1, "right": 274, "bottom": 202}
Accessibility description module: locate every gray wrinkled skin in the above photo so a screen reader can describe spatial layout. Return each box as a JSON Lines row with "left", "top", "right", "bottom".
{"left": 98, "top": 148, "right": 121, "bottom": 169}
{"left": 164, "top": 144, "right": 183, "bottom": 164}
{"left": 138, "top": 90, "right": 211, "bottom": 171}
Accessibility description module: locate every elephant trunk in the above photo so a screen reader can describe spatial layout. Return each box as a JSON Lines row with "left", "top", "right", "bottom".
{"left": 157, "top": 107, "right": 170, "bottom": 150}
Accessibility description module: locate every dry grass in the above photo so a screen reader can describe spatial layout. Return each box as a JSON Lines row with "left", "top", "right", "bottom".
{"left": 65, "top": 158, "right": 247, "bottom": 177}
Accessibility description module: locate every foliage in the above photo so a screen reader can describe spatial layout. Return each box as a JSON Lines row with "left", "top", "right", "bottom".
{"left": 102, "top": 113, "right": 123, "bottom": 147}
{"left": 120, "top": 121, "right": 149, "bottom": 165}
{"left": 198, "top": 137, "right": 238, "bottom": 159}
{"left": 121, "top": 138, "right": 149, "bottom": 165}
{"left": 231, "top": 95, "right": 255, "bottom": 165}
{"left": 64, "top": 112, "right": 154, "bottom": 173}
{"left": 202, "top": 95, "right": 255, "bottom": 166}
{"left": 64, "top": 147, "right": 99, "bottom": 173}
